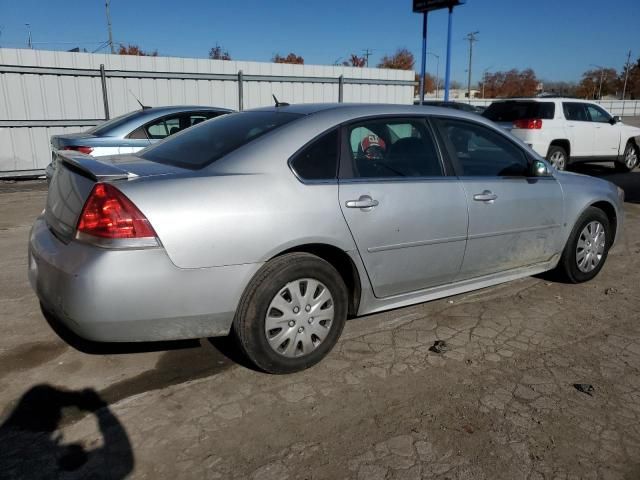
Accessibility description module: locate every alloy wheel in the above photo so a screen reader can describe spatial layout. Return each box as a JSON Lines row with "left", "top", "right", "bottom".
{"left": 549, "top": 151, "right": 566, "bottom": 170}
{"left": 576, "top": 221, "right": 606, "bottom": 273}
{"left": 625, "top": 144, "right": 638, "bottom": 170}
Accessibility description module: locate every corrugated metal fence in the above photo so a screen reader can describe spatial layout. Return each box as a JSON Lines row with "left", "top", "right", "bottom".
{"left": 0, "top": 48, "right": 415, "bottom": 176}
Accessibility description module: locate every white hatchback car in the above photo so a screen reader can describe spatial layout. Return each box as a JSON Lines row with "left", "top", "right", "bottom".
{"left": 483, "top": 98, "right": 640, "bottom": 171}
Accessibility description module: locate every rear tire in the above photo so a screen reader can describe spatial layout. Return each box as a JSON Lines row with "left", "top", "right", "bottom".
{"left": 615, "top": 141, "right": 639, "bottom": 172}
{"left": 233, "top": 252, "right": 348, "bottom": 374}
{"left": 556, "top": 207, "right": 610, "bottom": 283}
{"left": 546, "top": 145, "right": 568, "bottom": 171}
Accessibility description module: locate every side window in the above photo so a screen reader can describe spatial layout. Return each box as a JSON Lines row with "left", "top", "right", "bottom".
{"left": 346, "top": 118, "right": 442, "bottom": 178}
{"left": 145, "top": 114, "right": 183, "bottom": 139}
{"left": 128, "top": 126, "right": 148, "bottom": 139}
{"left": 563, "top": 103, "right": 589, "bottom": 122}
{"left": 540, "top": 102, "right": 555, "bottom": 119}
{"left": 437, "top": 119, "right": 529, "bottom": 177}
{"left": 290, "top": 130, "right": 339, "bottom": 181}
{"left": 586, "top": 105, "right": 611, "bottom": 123}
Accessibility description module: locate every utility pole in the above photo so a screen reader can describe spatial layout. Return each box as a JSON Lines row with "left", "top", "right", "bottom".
{"left": 362, "top": 48, "right": 373, "bottom": 68}
{"left": 25, "top": 23, "right": 32, "bottom": 49}
{"left": 105, "top": 0, "right": 115, "bottom": 54}
{"left": 465, "top": 31, "right": 479, "bottom": 103}
{"left": 622, "top": 50, "right": 632, "bottom": 100}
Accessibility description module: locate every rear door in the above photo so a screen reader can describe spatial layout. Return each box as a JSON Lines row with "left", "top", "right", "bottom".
{"left": 338, "top": 116, "right": 468, "bottom": 298}
{"left": 434, "top": 117, "right": 564, "bottom": 280}
{"left": 562, "top": 102, "right": 596, "bottom": 157}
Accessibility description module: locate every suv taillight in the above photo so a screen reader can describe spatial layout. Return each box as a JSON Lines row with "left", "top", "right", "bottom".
{"left": 513, "top": 118, "right": 543, "bottom": 129}
{"left": 63, "top": 145, "right": 94, "bottom": 155}
{"left": 76, "top": 183, "right": 158, "bottom": 246}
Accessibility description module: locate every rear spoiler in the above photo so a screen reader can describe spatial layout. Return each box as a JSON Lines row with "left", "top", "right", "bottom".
{"left": 55, "top": 151, "right": 137, "bottom": 181}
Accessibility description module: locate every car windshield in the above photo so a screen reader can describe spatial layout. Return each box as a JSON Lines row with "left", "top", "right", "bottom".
{"left": 139, "top": 111, "right": 302, "bottom": 169}
{"left": 85, "top": 111, "right": 143, "bottom": 135}
{"left": 482, "top": 101, "right": 554, "bottom": 121}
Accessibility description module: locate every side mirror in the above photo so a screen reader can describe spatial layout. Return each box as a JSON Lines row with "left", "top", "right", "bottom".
{"left": 610, "top": 115, "right": 621, "bottom": 125}
{"left": 531, "top": 159, "right": 551, "bottom": 177}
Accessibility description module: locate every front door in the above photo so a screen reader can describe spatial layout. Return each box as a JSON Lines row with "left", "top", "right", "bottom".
{"left": 434, "top": 117, "right": 564, "bottom": 279}
{"left": 585, "top": 104, "right": 621, "bottom": 157}
{"left": 338, "top": 117, "right": 468, "bottom": 298}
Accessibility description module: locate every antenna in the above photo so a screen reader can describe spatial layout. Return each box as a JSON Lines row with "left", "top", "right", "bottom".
{"left": 129, "top": 89, "right": 150, "bottom": 110}
{"left": 272, "top": 94, "right": 289, "bottom": 107}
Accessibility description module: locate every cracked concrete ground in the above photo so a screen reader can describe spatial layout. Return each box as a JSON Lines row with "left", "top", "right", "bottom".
{"left": 1, "top": 163, "right": 640, "bottom": 479}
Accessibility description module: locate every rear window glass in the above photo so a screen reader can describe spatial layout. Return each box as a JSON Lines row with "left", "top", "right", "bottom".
{"left": 85, "top": 111, "right": 142, "bottom": 135}
{"left": 140, "top": 111, "right": 302, "bottom": 169}
{"left": 482, "top": 101, "right": 555, "bottom": 121}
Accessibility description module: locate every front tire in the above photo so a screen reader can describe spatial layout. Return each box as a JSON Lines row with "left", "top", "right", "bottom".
{"left": 556, "top": 207, "right": 611, "bottom": 283}
{"left": 615, "top": 141, "right": 639, "bottom": 172}
{"left": 233, "top": 252, "right": 348, "bottom": 374}
{"left": 546, "top": 145, "right": 568, "bottom": 171}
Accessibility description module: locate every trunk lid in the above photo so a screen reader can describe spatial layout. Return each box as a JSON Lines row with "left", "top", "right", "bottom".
{"left": 45, "top": 152, "right": 185, "bottom": 243}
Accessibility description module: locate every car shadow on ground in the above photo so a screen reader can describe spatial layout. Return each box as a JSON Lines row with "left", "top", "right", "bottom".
{"left": 41, "top": 305, "right": 258, "bottom": 404}
{"left": 569, "top": 162, "right": 640, "bottom": 204}
{"left": 0, "top": 385, "right": 134, "bottom": 479}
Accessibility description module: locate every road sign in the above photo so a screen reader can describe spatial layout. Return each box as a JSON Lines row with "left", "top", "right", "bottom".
{"left": 413, "top": 0, "right": 465, "bottom": 13}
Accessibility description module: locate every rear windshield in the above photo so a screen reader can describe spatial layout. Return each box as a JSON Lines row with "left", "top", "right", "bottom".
{"left": 85, "top": 111, "right": 142, "bottom": 135}
{"left": 482, "top": 101, "right": 555, "bottom": 121}
{"left": 140, "top": 111, "right": 302, "bottom": 169}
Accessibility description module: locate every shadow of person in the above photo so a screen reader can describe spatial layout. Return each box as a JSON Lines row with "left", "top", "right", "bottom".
{"left": 0, "top": 385, "right": 134, "bottom": 479}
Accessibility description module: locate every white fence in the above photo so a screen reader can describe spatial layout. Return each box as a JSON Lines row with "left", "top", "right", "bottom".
{"left": 0, "top": 48, "right": 415, "bottom": 176}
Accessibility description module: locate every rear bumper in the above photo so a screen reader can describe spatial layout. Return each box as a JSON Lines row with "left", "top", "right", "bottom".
{"left": 29, "top": 215, "right": 261, "bottom": 342}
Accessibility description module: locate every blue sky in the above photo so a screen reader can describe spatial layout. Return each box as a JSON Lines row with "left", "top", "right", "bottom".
{"left": 0, "top": 0, "right": 638, "bottom": 83}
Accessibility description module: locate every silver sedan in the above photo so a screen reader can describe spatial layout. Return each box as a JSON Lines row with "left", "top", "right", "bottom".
{"left": 29, "top": 103, "right": 624, "bottom": 373}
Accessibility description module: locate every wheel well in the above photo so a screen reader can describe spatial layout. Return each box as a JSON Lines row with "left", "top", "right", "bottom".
{"left": 591, "top": 201, "right": 618, "bottom": 241}
{"left": 276, "top": 244, "right": 361, "bottom": 317}
{"left": 549, "top": 139, "right": 571, "bottom": 157}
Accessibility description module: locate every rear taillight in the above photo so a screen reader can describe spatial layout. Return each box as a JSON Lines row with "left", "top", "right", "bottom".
{"left": 513, "top": 118, "right": 543, "bottom": 129}
{"left": 63, "top": 145, "right": 94, "bottom": 155}
{"left": 76, "top": 183, "right": 158, "bottom": 247}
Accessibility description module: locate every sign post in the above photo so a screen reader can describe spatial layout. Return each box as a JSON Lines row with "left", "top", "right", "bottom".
{"left": 412, "top": 0, "right": 466, "bottom": 102}
{"left": 418, "top": 12, "right": 428, "bottom": 104}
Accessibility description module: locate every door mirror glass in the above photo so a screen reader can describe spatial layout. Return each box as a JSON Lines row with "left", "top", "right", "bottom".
{"left": 531, "top": 159, "right": 550, "bottom": 176}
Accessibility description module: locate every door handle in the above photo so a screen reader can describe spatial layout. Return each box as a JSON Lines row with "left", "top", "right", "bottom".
{"left": 345, "top": 195, "right": 379, "bottom": 209}
{"left": 473, "top": 190, "right": 497, "bottom": 202}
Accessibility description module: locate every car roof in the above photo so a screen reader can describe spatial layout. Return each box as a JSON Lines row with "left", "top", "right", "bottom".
{"left": 249, "top": 102, "right": 478, "bottom": 117}
{"left": 245, "top": 102, "right": 499, "bottom": 134}
{"left": 490, "top": 97, "right": 593, "bottom": 103}
{"left": 91, "top": 105, "right": 234, "bottom": 137}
